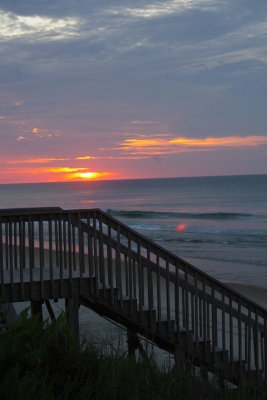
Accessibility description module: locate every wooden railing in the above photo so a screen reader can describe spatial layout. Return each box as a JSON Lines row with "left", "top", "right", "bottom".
{"left": 0, "top": 207, "right": 266, "bottom": 389}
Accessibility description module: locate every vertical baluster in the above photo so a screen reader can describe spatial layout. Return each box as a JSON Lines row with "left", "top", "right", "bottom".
{"left": 98, "top": 214, "right": 105, "bottom": 297}
{"left": 49, "top": 216, "right": 54, "bottom": 298}
{"left": 254, "top": 309, "right": 259, "bottom": 375}
{"left": 22, "top": 221, "right": 26, "bottom": 269}
{"left": 93, "top": 213, "right": 99, "bottom": 298}
{"left": 221, "top": 291, "right": 225, "bottom": 359}
{"left": 39, "top": 218, "right": 44, "bottom": 299}
{"left": 157, "top": 250, "right": 161, "bottom": 332}
{"left": 212, "top": 287, "right": 216, "bottom": 362}
{"left": 63, "top": 218, "right": 67, "bottom": 269}
{"left": 28, "top": 217, "right": 33, "bottom": 299}
{"left": 238, "top": 299, "right": 242, "bottom": 370}
{"left": 116, "top": 225, "right": 122, "bottom": 307}
{"left": 182, "top": 287, "right": 186, "bottom": 329}
{"left": 248, "top": 305, "right": 251, "bottom": 374}
{"left": 191, "top": 291, "right": 194, "bottom": 334}
{"left": 58, "top": 214, "right": 63, "bottom": 296}
{"left": 67, "top": 213, "right": 72, "bottom": 297}
{"left": 207, "top": 301, "right": 210, "bottom": 341}
{"left": 138, "top": 239, "right": 143, "bottom": 320}
{"left": 194, "top": 273, "right": 198, "bottom": 347}
{"left": 229, "top": 293, "right": 233, "bottom": 365}
{"left": 108, "top": 225, "right": 113, "bottom": 304}
{"left": 166, "top": 256, "right": 170, "bottom": 334}
{"left": 260, "top": 329, "right": 264, "bottom": 375}
{"left": 128, "top": 234, "right": 133, "bottom": 312}
{"left": 9, "top": 221, "right": 14, "bottom": 299}
{"left": 124, "top": 253, "right": 128, "bottom": 296}
{"left": 55, "top": 219, "right": 59, "bottom": 267}
{"left": 175, "top": 265, "right": 180, "bottom": 337}
{"left": 264, "top": 317, "right": 267, "bottom": 392}
{"left": 0, "top": 219, "right": 4, "bottom": 298}
{"left": 5, "top": 222, "right": 8, "bottom": 269}
{"left": 19, "top": 219, "right": 24, "bottom": 295}
{"left": 32, "top": 219, "right": 35, "bottom": 268}
{"left": 245, "top": 323, "right": 248, "bottom": 363}
{"left": 77, "top": 213, "right": 84, "bottom": 295}
{"left": 185, "top": 268, "right": 189, "bottom": 344}
{"left": 87, "top": 213, "right": 94, "bottom": 293}
{"left": 203, "top": 278, "right": 207, "bottom": 350}
{"left": 72, "top": 224, "right": 76, "bottom": 271}
{"left": 14, "top": 221, "right": 17, "bottom": 270}
{"left": 147, "top": 248, "right": 153, "bottom": 328}
{"left": 133, "top": 259, "right": 137, "bottom": 300}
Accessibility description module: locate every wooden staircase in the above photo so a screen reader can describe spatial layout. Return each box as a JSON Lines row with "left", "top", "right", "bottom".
{"left": 0, "top": 208, "right": 266, "bottom": 394}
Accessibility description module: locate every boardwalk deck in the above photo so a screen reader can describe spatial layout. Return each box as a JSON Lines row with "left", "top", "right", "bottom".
{"left": 0, "top": 207, "right": 266, "bottom": 394}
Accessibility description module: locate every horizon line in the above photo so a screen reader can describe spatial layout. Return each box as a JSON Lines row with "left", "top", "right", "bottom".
{"left": 0, "top": 172, "right": 266, "bottom": 186}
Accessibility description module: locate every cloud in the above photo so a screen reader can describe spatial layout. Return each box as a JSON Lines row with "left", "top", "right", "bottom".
{"left": 2, "top": 165, "right": 115, "bottom": 183}
{"left": 118, "top": 135, "right": 267, "bottom": 155}
{"left": 8, "top": 157, "right": 69, "bottom": 164}
{"left": 0, "top": 9, "right": 81, "bottom": 41}
{"left": 108, "top": 0, "right": 219, "bottom": 19}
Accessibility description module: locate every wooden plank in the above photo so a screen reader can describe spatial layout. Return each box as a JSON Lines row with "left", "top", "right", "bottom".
{"left": 107, "top": 225, "right": 113, "bottom": 304}
{"left": 137, "top": 239, "right": 143, "bottom": 320}
{"left": 58, "top": 215, "right": 63, "bottom": 297}
{"left": 19, "top": 219, "right": 24, "bottom": 299}
{"left": 166, "top": 256, "right": 170, "bottom": 334}
{"left": 28, "top": 217, "right": 33, "bottom": 299}
{"left": 39, "top": 218, "right": 44, "bottom": 299}
{"left": 128, "top": 234, "right": 133, "bottom": 313}
{"left": 98, "top": 214, "right": 105, "bottom": 298}
{"left": 248, "top": 305, "right": 251, "bottom": 374}
{"left": 14, "top": 221, "right": 17, "bottom": 270}
{"left": 67, "top": 214, "right": 73, "bottom": 297}
{"left": 87, "top": 213, "right": 94, "bottom": 294}
{"left": 264, "top": 317, "right": 267, "bottom": 390}
{"left": 49, "top": 216, "right": 55, "bottom": 298}
{"left": 194, "top": 273, "right": 198, "bottom": 346}
{"left": 254, "top": 309, "right": 259, "bottom": 374}
{"left": 5, "top": 222, "right": 8, "bottom": 270}
{"left": 238, "top": 299, "right": 242, "bottom": 370}
{"left": 9, "top": 221, "right": 14, "bottom": 300}
{"left": 0, "top": 219, "right": 3, "bottom": 297}
{"left": 157, "top": 250, "right": 161, "bottom": 332}
{"left": 93, "top": 212, "right": 99, "bottom": 298}
{"left": 77, "top": 213, "right": 84, "bottom": 295}
{"left": 63, "top": 218, "right": 67, "bottom": 269}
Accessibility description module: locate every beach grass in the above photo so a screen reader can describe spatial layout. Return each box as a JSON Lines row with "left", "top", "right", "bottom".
{"left": 0, "top": 311, "right": 258, "bottom": 400}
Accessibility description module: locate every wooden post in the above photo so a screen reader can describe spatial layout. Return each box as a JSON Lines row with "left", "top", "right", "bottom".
{"left": 127, "top": 329, "right": 138, "bottom": 357}
{"left": 31, "top": 301, "right": 43, "bottom": 320}
{"left": 174, "top": 348, "right": 185, "bottom": 376}
{"left": 65, "top": 297, "right": 79, "bottom": 343}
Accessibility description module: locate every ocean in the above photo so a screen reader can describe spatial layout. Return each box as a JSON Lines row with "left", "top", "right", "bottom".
{"left": 0, "top": 174, "right": 266, "bottom": 287}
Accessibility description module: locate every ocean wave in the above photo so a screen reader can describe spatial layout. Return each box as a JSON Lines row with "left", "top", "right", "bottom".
{"left": 106, "top": 209, "right": 255, "bottom": 220}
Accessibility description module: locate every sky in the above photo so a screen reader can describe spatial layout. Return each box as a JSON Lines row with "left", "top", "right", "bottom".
{"left": 0, "top": 0, "right": 267, "bottom": 184}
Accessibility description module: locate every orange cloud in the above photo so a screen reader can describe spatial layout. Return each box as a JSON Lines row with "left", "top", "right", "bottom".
{"left": 2, "top": 165, "right": 115, "bottom": 183}
{"left": 76, "top": 154, "right": 150, "bottom": 160}
{"left": 118, "top": 135, "right": 267, "bottom": 155}
{"left": 8, "top": 157, "right": 69, "bottom": 164}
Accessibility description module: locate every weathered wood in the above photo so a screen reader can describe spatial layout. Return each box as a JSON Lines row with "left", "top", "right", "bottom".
{"left": 0, "top": 207, "right": 267, "bottom": 394}
{"left": 31, "top": 300, "right": 43, "bottom": 320}
{"left": 65, "top": 297, "right": 79, "bottom": 342}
